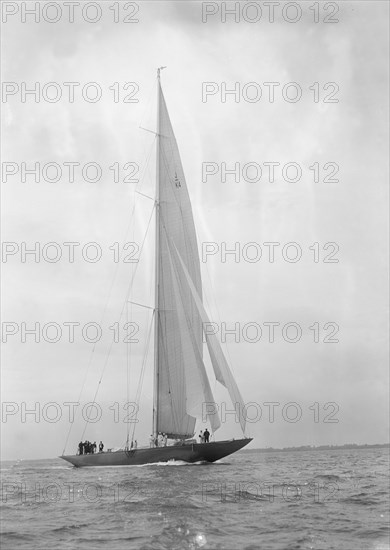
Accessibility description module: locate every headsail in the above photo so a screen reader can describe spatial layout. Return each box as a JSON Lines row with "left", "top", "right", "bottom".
{"left": 168, "top": 240, "right": 248, "bottom": 435}
{"left": 167, "top": 250, "right": 221, "bottom": 433}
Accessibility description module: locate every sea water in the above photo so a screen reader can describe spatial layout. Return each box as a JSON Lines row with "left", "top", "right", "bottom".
{"left": 1, "top": 447, "right": 389, "bottom": 550}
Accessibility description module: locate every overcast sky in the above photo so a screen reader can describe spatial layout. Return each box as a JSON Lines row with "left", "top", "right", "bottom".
{"left": 1, "top": 1, "right": 389, "bottom": 460}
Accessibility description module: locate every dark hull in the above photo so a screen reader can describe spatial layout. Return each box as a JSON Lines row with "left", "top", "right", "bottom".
{"left": 60, "top": 438, "right": 252, "bottom": 467}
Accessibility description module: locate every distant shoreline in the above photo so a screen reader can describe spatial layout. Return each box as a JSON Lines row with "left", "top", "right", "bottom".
{"left": 244, "top": 443, "right": 390, "bottom": 453}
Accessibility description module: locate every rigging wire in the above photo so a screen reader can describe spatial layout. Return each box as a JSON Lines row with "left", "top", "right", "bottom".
{"left": 126, "top": 300, "right": 130, "bottom": 449}
{"left": 129, "top": 310, "right": 155, "bottom": 445}
{"left": 62, "top": 138, "right": 156, "bottom": 454}
{"left": 79, "top": 202, "right": 156, "bottom": 442}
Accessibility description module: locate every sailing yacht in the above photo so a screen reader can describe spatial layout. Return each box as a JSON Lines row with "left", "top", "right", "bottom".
{"left": 60, "top": 69, "right": 252, "bottom": 467}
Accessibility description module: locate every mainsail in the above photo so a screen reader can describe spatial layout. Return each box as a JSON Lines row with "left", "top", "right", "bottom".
{"left": 154, "top": 76, "right": 218, "bottom": 438}
{"left": 154, "top": 73, "right": 246, "bottom": 438}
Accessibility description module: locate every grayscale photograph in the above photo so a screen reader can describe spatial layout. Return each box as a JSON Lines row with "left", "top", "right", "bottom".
{"left": 1, "top": 1, "right": 389, "bottom": 549}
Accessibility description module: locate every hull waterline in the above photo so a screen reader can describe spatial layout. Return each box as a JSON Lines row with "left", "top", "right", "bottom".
{"left": 60, "top": 438, "right": 252, "bottom": 467}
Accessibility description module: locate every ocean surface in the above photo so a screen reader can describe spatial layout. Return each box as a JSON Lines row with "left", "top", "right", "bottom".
{"left": 1, "top": 447, "right": 389, "bottom": 550}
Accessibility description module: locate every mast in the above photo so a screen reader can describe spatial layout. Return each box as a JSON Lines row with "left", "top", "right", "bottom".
{"left": 152, "top": 68, "right": 162, "bottom": 439}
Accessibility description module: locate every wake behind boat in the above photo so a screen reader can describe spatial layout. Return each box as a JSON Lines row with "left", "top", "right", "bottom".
{"left": 60, "top": 68, "right": 252, "bottom": 467}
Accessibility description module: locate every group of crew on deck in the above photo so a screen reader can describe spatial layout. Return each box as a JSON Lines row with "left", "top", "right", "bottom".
{"left": 150, "top": 432, "right": 168, "bottom": 447}
{"left": 149, "top": 429, "right": 211, "bottom": 448}
{"left": 78, "top": 440, "right": 104, "bottom": 455}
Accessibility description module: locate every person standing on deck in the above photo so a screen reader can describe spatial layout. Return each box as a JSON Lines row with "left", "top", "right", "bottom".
{"left": 199, "top": 431, "right": 204, "bottom": 443}
{"left": 204, "top": 429, "right": 210, "bottom": 443}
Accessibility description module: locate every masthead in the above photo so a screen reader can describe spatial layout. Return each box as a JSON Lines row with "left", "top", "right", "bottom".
{"left": 157, "top": 66, "right": 167, "bottom": 79}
